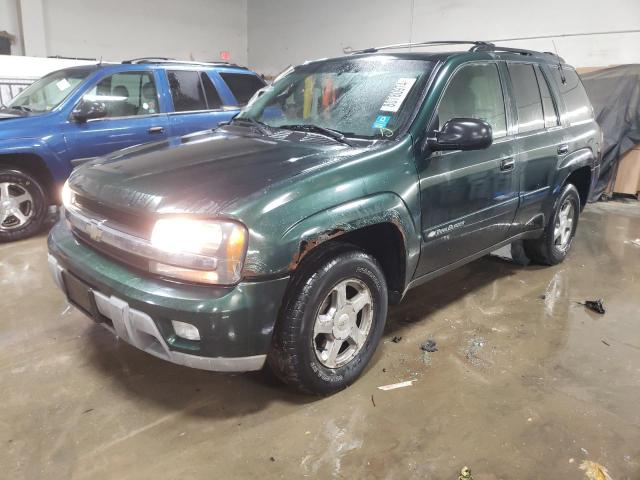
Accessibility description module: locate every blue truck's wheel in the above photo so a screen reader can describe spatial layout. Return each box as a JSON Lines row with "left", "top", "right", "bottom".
{"left": 268, "top": 242, "right": 388, "bottom": 395}
{"left": 0, "top": 168, "right": 47, "bottom": 242}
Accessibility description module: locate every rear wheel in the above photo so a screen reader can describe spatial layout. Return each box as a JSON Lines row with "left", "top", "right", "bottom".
{"left": 523, "top": 184, "right": 581, "bottom": 265}
{"left": 0, "top": 168, "right": 47, "bottom": 242}
{"left": 268, "top": 244, "right": 388, "bottom": 395}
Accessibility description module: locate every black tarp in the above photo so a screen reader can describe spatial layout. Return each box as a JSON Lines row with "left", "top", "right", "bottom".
{"left": 581, "top": 65, "right": 640, "bottom": 200}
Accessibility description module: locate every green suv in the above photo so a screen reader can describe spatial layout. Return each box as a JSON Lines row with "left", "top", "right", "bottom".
{"left": 48, "top": 41, "right": 601, "bottom": 394}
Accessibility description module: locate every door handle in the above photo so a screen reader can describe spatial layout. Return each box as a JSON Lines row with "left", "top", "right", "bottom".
{"left": 148, "top": 126, "right": 165, "bottom": 134}
{"left": 500, "top": 157, "right": 515, "bottom": 172}
{"left": 557, "top": 144, "right": 569, "bottom": 155}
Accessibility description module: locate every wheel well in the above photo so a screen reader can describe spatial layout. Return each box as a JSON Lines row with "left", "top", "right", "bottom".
{"left": 301, "top": 223, "right": 407, "bottom": 301}
{"left": 564, "top": 166, "right": 591, "bottom": 210}
{"left": 0, "top": 154, "right": 56, "bottom": 204}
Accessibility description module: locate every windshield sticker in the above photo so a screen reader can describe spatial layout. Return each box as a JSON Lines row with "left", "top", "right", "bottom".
{"left": 372, "top": 115, "right": 391, "bottom": 129}
{"left": 380, "top": 77, "right": 417, "bottom": 112}
{"left": 56, "top": 79, "right": 71, "bottom": 91}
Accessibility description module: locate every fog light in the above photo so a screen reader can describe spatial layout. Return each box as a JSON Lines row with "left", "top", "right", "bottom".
{"left": 172, "top": 320, "right": 200, "bottom": 341}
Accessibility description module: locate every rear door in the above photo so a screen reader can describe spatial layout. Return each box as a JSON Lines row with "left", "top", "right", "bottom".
{"left": 63, "top": 69, "right": 169, "bottom": 165}
{"left": 507, "top": 62, "right": 565, "bottom": 230}
{"left": 415, "top": 61, "right": 519, "bottom": 277}
{"left": 165, "top": 69, "right": 235, "bottom": 137}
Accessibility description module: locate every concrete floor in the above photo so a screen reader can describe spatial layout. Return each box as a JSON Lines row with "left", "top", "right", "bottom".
{"left": 1, "top": 201, "right": 639, "bottom": 480}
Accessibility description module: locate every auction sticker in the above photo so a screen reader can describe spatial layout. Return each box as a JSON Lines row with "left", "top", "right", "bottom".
{"left": 380, "top": 77, "right": 417, "bottom": 112}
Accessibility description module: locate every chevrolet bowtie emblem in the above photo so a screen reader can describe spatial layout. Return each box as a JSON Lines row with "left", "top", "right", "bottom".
{"left": 87, "top": 220, "right": 104, "bottom": 242}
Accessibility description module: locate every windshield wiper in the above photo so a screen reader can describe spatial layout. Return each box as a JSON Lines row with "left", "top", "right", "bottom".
{"left": 279, "top": 124, "right": 353, "bottom": 146}
{"left": 11, "top": 105, "right": 32, "bottom": 112}
{"left": 230, "top": 116, "right": 271, "bottom": 135}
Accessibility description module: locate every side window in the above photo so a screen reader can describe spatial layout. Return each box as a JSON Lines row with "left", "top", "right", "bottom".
{"left": 437, "top": 63, "right": 507, "bottom": 138}
{"left": 534, "top": 66, "right": 559, "bottom": 128}
{"left": 201, "top": 72, "right": 223, "bottom": 109}
{"left": 507, "top": 63, "right": 544, "bottom": 133}
{"left": 219, "top": 72, "right": 265, "bottom": 106}
{"left": 550, "top": 67, "right": 593, "bottom": 125}
{"left": 82, "top": 71, "right": 158, "bottom": 118}
{"left": 167, "top": 70, "right": 207, "bottom": 112}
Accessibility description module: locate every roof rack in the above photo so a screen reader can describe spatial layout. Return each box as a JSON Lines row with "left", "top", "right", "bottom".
{"left": 344, "top": 40, "right": 494, "bottom": 55}
{"left": 121, "top": 57, "right": 248, "bottom": 69}
{"left": 470, "top": 43, "right": 563, "bottom": 60}
{"left": 344, "top": 40, "right": 564, "bottom": 62}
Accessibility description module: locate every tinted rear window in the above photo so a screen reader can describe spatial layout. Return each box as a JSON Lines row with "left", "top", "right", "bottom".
{"left": 550, "top": 67, "right": 593, "bottom": 125}
{"left": 167, "top": 70, "right": 207, "bottom": 112}
{"left": 220, "top": 72, "right": 265, "bottom": 105}
{"left": 508, "top": 63, "right": 544, "bottom": 133}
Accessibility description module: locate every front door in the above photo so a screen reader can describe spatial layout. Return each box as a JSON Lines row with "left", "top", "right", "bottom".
{"left": 415, "top": 61, "right": 518, "bottom": 277}
{"left": 64, "top": 70, "right": 168, "bottom": 166}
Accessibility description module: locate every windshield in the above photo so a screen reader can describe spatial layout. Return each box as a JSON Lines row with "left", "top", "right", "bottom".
{"left": 238, "top": 57, "right": 435, "bottom": 139}
{"left": 6, "top": 68, "right": 95, "bottom": 113}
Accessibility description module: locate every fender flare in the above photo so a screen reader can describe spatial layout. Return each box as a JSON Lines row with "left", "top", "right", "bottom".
{"left": 279, "top": 192, "right": 421, "bottom": 288}
{"left": 0, "top": 138, "right": 68, "bottom": 183}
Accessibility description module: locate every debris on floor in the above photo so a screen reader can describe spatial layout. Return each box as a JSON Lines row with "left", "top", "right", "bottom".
{"left": 579, "top": 460, "right": 612, "bottom": 480}
{"left": 371, "top": 394, "right": 376, "bottom": 407}
{"left": 377, "top": 380, "right": 416, "bottom": 391}
{"left": 582, "top": 299, "right": 606, "bottom": 315}
{"left": 463, "top": 337, "right": 486, "bottom": 367}
{"left": 601, "top": 339, "right": 611, "bottom": 346}
{"left": 458, "top": 466, "right": 473, "bottom": 480}
{"left": 420, "top": 339, "right": 438, "bottom": 352}
{"left": 391, "top": 335, "right": 402, "bottom": 343}
{"left": 625, "top": 238, "right": 640, "bottom": 247}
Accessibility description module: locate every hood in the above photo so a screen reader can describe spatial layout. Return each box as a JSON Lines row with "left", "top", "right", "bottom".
{"left": 69, "top": 127, "right": 367, "bottom": 217}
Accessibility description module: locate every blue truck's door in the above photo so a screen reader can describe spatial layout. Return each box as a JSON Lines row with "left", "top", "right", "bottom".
{"left": 63, "top": 69, "right": 168, "bottom": 166}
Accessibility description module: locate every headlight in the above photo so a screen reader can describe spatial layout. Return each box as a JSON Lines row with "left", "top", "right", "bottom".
{"left": 61, "top": 181, "right": 74, "bottom": 209}
{"left": 149, "top": 218, "right": 247, "bottom": 285}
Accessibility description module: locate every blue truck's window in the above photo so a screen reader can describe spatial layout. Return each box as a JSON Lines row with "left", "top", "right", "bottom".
{"left": 534, "top": 66, "right": 559, "bottom": 128}
{"left": 550, "top": 67, "right": 593, "bottom": 125}
{"left": 201, "top": 73, "right": 223, "bottom": 109}
{"left": 438, "top": 63, "right": 507, "bottom": 138}
{"left": 219, "top": 72, "right": 264, "bottom": 105}
{"left": 83, "top": 71, "right": 158, "bottom": 117}
{"left": 167, "top": 70, "right": 208, "bottom": 112}
{"left": 508, "top": 63, "right": 544, "bottom": 133}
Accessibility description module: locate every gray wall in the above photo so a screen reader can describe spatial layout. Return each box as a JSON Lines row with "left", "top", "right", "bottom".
{"left": 248, "top": 0, "right": 640, "bottom": 75}
{"left": 1, "top": 0, "right": 248, "bottom": 64}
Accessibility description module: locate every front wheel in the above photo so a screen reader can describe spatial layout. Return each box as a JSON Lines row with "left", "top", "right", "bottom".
{"left": 0, "top": 168, "right": 48, "bottom": 242}
{"left": 268, "top": 244, "right": 388, "bottom": 395}
{"left": 523, "top": 183, "right": 581, "bottom": 265}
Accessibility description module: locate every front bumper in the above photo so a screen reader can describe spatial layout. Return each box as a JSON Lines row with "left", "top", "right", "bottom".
{"left": 47, "top": 220, "right": 290, "bottom": 372}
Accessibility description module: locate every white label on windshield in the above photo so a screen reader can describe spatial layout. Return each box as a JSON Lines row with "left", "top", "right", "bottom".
{"left": 56, "top": 79, "right": 71, "bottom": 91}
{"left": 380, "top": 77, "right": 417, "bottom": 112}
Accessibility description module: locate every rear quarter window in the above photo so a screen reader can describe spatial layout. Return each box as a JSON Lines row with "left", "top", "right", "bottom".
{"left": 219, "top": 72, "right": 265, "bottom": 106}
{"left": 550, "top": 67, "right": 593, "bottom": 125}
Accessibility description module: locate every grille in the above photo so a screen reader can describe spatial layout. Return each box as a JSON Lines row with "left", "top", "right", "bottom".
{"left": 74, "top": 194, "right": 154, "bottom": 238}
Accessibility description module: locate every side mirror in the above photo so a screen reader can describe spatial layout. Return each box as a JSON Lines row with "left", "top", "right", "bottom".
{"left": 426, "top": 118, "right": 493, "bottom": 152}
{"left": 72, "top": 100, "right": 107, "bottom": 123}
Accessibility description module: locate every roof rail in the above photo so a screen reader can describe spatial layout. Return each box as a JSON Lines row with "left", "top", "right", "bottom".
{"left": 344, "top": 40, "right": 564, "bottom": 62}
{"left": 122, "top": 57, "right": 248, "bottom": 69}
{"left": 470, "top": 43, "right": 564, "bottom": 61}
{"left": 344, "top": 40, "right": 494, "bottom": 54}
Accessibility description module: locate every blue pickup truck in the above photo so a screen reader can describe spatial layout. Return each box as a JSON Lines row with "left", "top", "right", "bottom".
{"left": 0, "top": 58, "right": 265, "bottom": 241}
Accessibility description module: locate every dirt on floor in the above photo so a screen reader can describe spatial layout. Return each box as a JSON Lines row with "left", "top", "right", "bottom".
{"left": 1, "top": 201, "right": 639, "bottom": 479}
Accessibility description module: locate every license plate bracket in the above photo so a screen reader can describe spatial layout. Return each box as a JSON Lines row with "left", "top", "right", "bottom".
{"left": 61, "top": 271, "right": 102, "bottom": 322}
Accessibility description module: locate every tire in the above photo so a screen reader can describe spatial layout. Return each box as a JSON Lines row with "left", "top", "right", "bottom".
{"left": 268, "top": 243, "right": 388, "bottom": 395}
{"left": 0, "top": 167, "right": 48, "bottom": 242}
{"left": 523, "top": 184, "right": 581, "bottom": 265}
